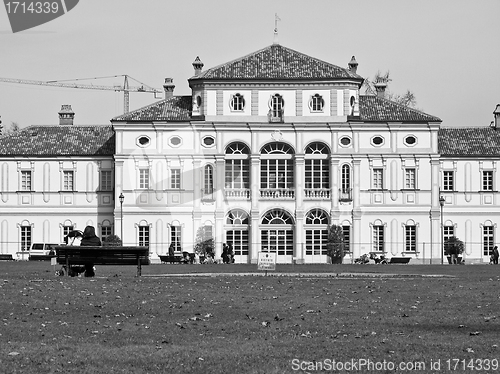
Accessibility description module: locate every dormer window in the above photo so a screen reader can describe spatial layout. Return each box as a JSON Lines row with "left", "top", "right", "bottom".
{"left": 309, "top": 94, "right": 324, "bottom": 112}
{"left": 230, "top": 93, "right": 245, "bottom": 111}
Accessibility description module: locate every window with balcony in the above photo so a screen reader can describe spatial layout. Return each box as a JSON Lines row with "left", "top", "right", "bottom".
{"left": 340, "top": 164, "right": 352, "bottom": 201}
{"left": 260, "top": 142, "right": 294, "bottom": 199}
{"left": 225, "top": 142, "right": 250, "bottom": 199}
{"left": 230, "top": 93, "right": 245, "bottom": 112}
{"left": 305, "top": 142, "right": 330, "bottom": 199}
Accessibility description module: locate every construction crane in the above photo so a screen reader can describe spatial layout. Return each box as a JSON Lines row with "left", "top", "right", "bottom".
{"left": 0, "top": 75, "right": 162, "bottom": 113}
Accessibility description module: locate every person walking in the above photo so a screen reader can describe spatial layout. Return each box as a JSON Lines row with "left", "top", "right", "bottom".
{"left": 80, "top": 225, "right": 102, "bottom": 277}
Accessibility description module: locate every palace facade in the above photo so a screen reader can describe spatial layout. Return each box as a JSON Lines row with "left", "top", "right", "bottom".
{"left": 1, "top": 43, "right": 499, "bottom": 263}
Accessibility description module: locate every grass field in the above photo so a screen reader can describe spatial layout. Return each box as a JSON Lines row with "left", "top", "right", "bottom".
{"left": 0, "top": 261, "right": 499, "bottom": 373}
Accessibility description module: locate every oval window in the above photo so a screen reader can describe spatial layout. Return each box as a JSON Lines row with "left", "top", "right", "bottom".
{"left": 405, "top": 135, "right": 417, "bottom": 146}
{"left": 137, "top": 136, "right": 150, "bottom": 147}
{"left": 202, "top": 136, "right": 215, "bottom": 147}
{"left": 340, "top": 136, "right": 351, "bottom": 147}
{"left": 196, "top": 95, "right": 202, "bottom": 107}
{"left": 169, "top": 136, "right": 182, "bottom": 147}
{"left": 372, "top": 136, "right": 384, "bottom": 146}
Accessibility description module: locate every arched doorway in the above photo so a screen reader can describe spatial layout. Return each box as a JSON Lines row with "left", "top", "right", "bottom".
{"left": 260, "top": 208, "right": 294, "bottom": 263}
{"left": 225, "top": 209, "right": 250, "bottom": 263}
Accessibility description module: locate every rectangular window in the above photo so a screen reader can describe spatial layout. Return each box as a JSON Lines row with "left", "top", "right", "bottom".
{"left": 63, "top": 225, "right": 74, "bottom": 242}
{"left": 405, "top": 168, "right": 416, "bottom": 189}
{"left": 443, "top": 170, "right": 454, "bottom": 191}
{"left": 305, "top": 159, "right": 329, "bottom": 190}
{"left": 21, "top": 170, "right": 32, "bottom": 191}
{"left": 171, "top": 226, "right": 181, "bottom": 252}
{"left": 139, "top": 169, "right": 149, "bottom": 189}
{"left": 405, "top": 225, "right": 417, "bottom": 252}
{"left": 373, "top": 168, "right": 383, "bottom": 189}
{"left": 226, "top": 230, "right": 249, "bottom": 256}
{"left": 261, "top": 159, "right": 293, "bottom": 189}
{"left": 20, "top": 226, "right": 31, "bottom": 252}
{"left": 171, "top": 169, "right": 181, "bottom": 189}
{"left": 482, "top": 171, "right": 493, "bottom": 191}
{"left": 101, "top": 225, "right": 112, "bottom": 242}
{"left": 100, "top": 170, "right": 112, "bottom": 191}
{"left": 305, "top": 229, "right": 328, "bottom": 255}
{"left": 484, "top": 226, "right": 494, "bottom": 256}
{"left": 373, "top": 225, "right": 384, "bottom": 252}
{"left": 138, "top": 226, "right": 150, "bottom": 247}
{"left": 225, "top": 160, "right": 250, "bottom": 189}
{"left": 63, "top": 171, "right": 74, "bottom": 191}
{"left": 342, "top": 226, "right": 351, "bottom": 253}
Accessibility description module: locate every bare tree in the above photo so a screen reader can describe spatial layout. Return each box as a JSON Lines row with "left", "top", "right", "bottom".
{"left": 364, "top": 71, "right": 418, "bottom": 109}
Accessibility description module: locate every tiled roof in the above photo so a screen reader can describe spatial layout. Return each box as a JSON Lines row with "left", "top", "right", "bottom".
{"left": 439, "top": 127, "right": 500, "bottom": 156}
{"left": 359, "top": 95, "right": 441, "bottom": 122}
{"left": 113, "top": 96, "right": 192, "bottom": 122}
{"left": 0, "top": 125, "right": 114, "bottom": 156}
{"left": 190, "top": 44, "right": 362, "bottom": 80}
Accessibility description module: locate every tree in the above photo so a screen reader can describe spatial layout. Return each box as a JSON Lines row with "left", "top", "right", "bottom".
{"left": 1, "top": 121, "right": 20, "bottom": 135}
{"left": 364, "top": 71, "right": 418, "bottom": 109}
{"left": 326, "top": 224, "right": 346, "bottom": 264}
{"left": 193, "top": 227, "right": 214, "bottom": 259}
{"left": 444, "top": 236, "right": 465, "bottom": 264}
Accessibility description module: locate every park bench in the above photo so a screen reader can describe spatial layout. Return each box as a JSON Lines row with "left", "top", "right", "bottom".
{"left": 159, "top": 255, "right": 183, "bottom": 264}
{"left": 55, "top": 246, "right": 150, "bottom": 277}
{"left": 0, "top": 254, "right": 14, "bottom": 261}
{"left": 159, "top": 252, "right": 195, "bottom": 264}
{"left": 388, "top": 257, "right": 411, "bottom": 264}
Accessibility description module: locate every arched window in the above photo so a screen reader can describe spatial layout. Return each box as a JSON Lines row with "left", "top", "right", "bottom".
{"left": 230, "top": 93, "right": 245, "bottom": 111}
{"left": 226, "top": 209, "right": 249, "bottom": 257}
{"left": 204, "top": 164, "right": 214, "bottom": 195}
{"left": 261, "top": 209, "right": 294, "bottom": 256}
{"left": 340, "top": 164, "right": 352, "bottom": 201}
{"left": 309, "top": 94, "right": 325, "bottom": 112}
{"left": 260, "top": 143, "right": 295, "bottom": 195}
{"left": 305, "top": 142, "right": 330, "bottom": 197}
{"left": 269, "top": 94, "right": 284, "bottom": 118}
{"left": 305, "top": 209, "right": 329, "bottom": 256}
{"left": 225, "top": 142, "right": 250, "bottom": 193}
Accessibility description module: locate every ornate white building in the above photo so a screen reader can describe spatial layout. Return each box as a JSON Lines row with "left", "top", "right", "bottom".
{"left": 1, "top": 43, "right": 499, "bottom": 263}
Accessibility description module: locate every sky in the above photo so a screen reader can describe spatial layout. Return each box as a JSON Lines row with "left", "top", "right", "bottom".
{"left": 0, "top": 0, "right": 499, "bottom": 130}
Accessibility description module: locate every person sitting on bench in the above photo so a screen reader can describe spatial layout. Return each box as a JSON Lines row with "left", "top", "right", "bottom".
{"left": 80, "top": 226, "right": 101, "bottom": 277}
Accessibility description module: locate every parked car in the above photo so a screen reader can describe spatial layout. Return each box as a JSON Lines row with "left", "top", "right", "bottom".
{"left": 28, "top": 243, "right": 60, "bottom": 261}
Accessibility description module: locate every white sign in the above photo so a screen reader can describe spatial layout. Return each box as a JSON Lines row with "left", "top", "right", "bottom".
{"left": 258, "top": 252, "right": 276, "bottom": 271}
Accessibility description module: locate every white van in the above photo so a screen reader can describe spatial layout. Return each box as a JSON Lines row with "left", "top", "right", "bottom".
{"left": 28, "top": 243, "right": 60, "bottom": 261}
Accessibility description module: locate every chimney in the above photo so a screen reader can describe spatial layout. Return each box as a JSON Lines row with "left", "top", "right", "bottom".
{"left": 374, "top": 81, "right": 387, "bottom": 98}
{"left": 491, "top": 104, "right": 500, "bottom": 129}
{"left": 58, "top": 105, "right": 75, "bottom": 125}
{"left": 192, "top": 56, "right": 204, "bottom": 76}
{"left": 348, "top": 56, "right": 358, "bottom": 74}
{"left": 163, "top": 78, "right": 175, "bottom": 99}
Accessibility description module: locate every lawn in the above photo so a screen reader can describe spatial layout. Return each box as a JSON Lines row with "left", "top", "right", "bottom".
{"left": 0, "top": 261, "right": 499, "bottom": 373}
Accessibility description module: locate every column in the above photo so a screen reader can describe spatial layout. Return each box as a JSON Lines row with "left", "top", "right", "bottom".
{"left": 215, "top": 156, "right": 225, "bottom": 258}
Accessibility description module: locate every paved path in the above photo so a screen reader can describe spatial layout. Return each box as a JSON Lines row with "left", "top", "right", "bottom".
{"left": 144, "top": 272, "right": 454, "bottom": 278}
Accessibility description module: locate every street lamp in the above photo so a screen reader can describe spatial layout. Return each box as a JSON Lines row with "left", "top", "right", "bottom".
{"left": 119, "top": 193, "right": 124, "bottom": 246}
{"left": 439, "top": 195, "right": 445, "bottom": 265}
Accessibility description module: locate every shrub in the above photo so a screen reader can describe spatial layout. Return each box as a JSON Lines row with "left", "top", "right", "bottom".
{"left": 326, "top": 224, "right": 346, "bottom": 264}
{"left": 103, "top": 234, "right": 122, "bottom": 247}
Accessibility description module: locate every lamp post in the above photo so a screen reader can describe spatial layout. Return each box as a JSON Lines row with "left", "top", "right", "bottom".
{"left": 439, "top": 195, "right": 445, "bottom": 265}
{"left": 119, "top": 193, "right": 124, "bottom": 246}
